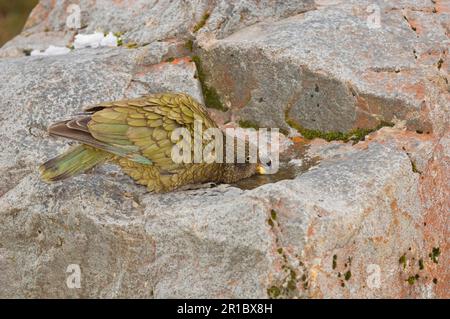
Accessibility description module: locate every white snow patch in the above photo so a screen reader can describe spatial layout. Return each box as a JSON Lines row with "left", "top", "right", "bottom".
{"left": 74, "top": 32, "right": 118, "bottom": 49}
{"left": 101, "top": 32, "right": 119, "bottom": 47}
{"left": 30, "top": 45, "right": 71, "bottom": 56}
{"left": 29, "top": 32, "right": 120, "bottom": 57}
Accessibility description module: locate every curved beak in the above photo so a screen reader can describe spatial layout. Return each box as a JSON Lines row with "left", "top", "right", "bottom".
{"left": 256, "top": 164, "right": 266, "bottom": 175}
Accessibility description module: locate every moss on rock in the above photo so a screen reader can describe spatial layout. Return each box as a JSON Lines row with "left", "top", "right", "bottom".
{"left": 193, "top": 12, "right": 210, "bottom": 33}
{"left": 285, "top": 109, "right": 394, "bottom": 143}
{"left": 238, "top": 120, "right": 260, "bottom": 130}
{"left": 192, "top": 56, "right": 228, "bottom": 111}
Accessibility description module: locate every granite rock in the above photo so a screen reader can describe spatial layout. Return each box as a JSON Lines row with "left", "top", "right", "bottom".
{"left": 0, "top": 0, "right": 447, "bottom": 299}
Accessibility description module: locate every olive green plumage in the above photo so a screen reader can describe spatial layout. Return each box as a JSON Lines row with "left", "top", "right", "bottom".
{"left": 40, "top": 92, "right": 258, "bottom": 192}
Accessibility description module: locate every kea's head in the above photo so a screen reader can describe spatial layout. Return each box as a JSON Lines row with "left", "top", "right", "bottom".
{"left": 220, "top": 137, "right": 272, "bottom": 183}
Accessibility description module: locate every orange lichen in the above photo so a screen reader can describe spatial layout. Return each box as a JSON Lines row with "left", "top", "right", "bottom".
{"left": 291, "top": 136, "right": 305, "bottom": 143}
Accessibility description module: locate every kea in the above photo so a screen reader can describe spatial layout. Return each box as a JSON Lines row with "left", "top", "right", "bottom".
{"left": 40, "top": 93, "right": 270, "bottom": 192}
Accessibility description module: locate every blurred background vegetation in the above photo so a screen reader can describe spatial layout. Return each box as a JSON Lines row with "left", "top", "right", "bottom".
{"left": 0, "top": 0, "right": 39, "bottom": 47}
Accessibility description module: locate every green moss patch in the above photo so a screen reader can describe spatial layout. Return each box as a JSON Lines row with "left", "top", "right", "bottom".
{"left": 192, "top": 56, "right": 228, "bottom": 111}
{"left": 418, "top": 258, "right": 424, "bottom": 270}
{"left": 429, "top": 247, "right": 440, "bottom": 264}
{"left": 344, "top": 270, "right": 352, "bottom": 281}
{"left": 238, "top": 120, "right": 260, "bottom": 130}
{"left": 184, "top": 39, "right": 194, "bottom": 52}
{"left": 125, "top": 42, "right": 138, "bottom": 49}
{"left": 270, "top": 210, "right": 277, "bottom": 220}
{"left": 267, "top": 286, "right": 281, "bottom": 298}
{"left": 411, "top": 160, "right": 421, "bottom": 174}
{"left": 406, "top": 274, "right": 420, "bottom": 285}
{"left": 193, "top": 12, "right": 210, "bottom": 33}
{"left": 285, "top": 109, "right": 394, "bottom": 143}
{"left": 399, "top": 254, "right": 407, "bottom": 270}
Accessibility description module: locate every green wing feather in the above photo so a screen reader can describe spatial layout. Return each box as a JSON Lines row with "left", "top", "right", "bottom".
{"left": 86, "top": 93, "right": 217, "bottom": 171}
{"left": 40, "top": 145, "right": 112, "bottom": 182}
{"left": 40, "top": 93, "right": 217, "bottom": 183}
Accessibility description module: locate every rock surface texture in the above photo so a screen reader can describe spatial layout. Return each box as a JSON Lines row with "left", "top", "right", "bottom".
{"left": 0, "top": 0, "right": 448, "bottom": 298}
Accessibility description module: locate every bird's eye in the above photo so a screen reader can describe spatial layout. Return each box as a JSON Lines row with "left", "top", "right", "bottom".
{"left": 246, "top": 156, "right": 251, "bottom": 162}
{"left": 266, "top": 160, "right": 272, "bottom": 167}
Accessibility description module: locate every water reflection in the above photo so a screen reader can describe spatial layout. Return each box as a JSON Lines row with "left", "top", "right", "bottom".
{"left": 234, "top": 140, "right": 320, "bottom": 190}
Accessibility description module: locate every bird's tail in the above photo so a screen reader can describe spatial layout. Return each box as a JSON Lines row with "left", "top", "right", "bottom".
{"left": 39, "top": 145, "right": 112, "bottom": 182}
